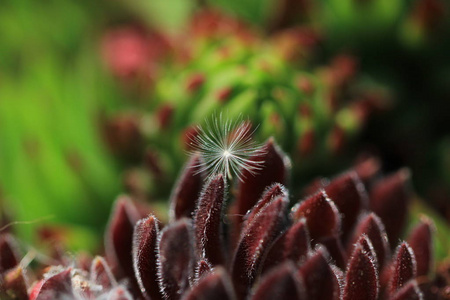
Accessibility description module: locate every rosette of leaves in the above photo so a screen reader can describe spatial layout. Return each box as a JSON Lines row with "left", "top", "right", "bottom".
{"left": 1, "top": 138, "right": 449, "bottom": 300}
{"left": 104, "top": 10, "right": 388, "bottom": 200}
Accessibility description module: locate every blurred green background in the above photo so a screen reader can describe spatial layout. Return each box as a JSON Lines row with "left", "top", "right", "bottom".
{"left": 0, "top": 0, "right": 449, "bottom": 256}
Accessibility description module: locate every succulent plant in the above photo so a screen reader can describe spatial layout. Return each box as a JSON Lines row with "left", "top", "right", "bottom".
{"left": 1, "top": 138, "right": 448, "bottom": 300}
{"left": 102, "top": 10, "right": 388, "bottom": 201}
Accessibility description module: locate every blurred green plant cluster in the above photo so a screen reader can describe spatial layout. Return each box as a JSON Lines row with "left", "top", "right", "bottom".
{"left": 0, "top": 0, "right": 125, "bottom": 249}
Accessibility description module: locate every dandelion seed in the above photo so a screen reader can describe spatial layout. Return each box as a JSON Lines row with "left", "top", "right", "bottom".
{"left": 189, "top": 114, "right": 266, "bottom": 182}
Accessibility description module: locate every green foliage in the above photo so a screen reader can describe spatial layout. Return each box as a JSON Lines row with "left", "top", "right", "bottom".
{"left": 0, "top": 0, "right": 124, "bottom": 248}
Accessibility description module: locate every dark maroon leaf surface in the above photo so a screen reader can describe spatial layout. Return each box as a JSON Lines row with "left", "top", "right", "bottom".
{"left": 194, "top": 259, "right": 213, "bottom": 282}
{"left": 349, "top": 213, "right": 390, "bottom": 269}
{"left": 292, "top": 190, "right": 341, "bottom": 240}
{"left": 407, "top": 217, "right": 434, "bottom": 277}
{"left": 133, "top": 214, "right": 161, "bottom": 300}
{"left": 369, "top": 169, "right": 411, "bottom": 245}
{"left": 170, "top": 154, "right": 204, "bottom": 221}
{"left": 262, "top": 218, "right": 310, "bottom": 274}
{"left": 0, "top": 233, "right": 20, "bottom": 273}
{"left": 389, "top": 242, "right": 417, "bottom": 295}
{"left": 324, "top": 172, "right": 368, "bottom": 241}
{"left": 298, "top": 246, "right": 340, "bottom": 300}
{"left": 105, "top": 196, "right": 140, "bottom": 279}
{"left": 193, "top": 174, "right": 227, "bottom": 266}
{"left": 182, "top": 267, "right": 236, "bottom": 300}
{"left": 343, "top": 244, "right": 378, "bottom": 300}
{"left": 230, "top": 138, "right": 290, "bottom": 244}
{"left": 390, "top": 280, "right": 423, "bottom": 300}
{"left": 252, "top": 262, "right": 306, "bottom": 300}
{"left": 231, "top": 195, "right": 288, "bottom": 300}
{"left": 158, "top": 218, "right": 195, "bottom": 300}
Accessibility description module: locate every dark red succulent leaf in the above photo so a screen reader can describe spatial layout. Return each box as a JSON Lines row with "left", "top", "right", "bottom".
{"left": 354, "top": 157, "right": 381, "bottom": 189}
{"left": 195, "top": 259, "right": 213, "bottom": 282}
{"left": 343, "top": 243, "right": 379, "bottom": 300}
{"left": 369, "top": 169, "right": 411, "bottom": 244}
{"left": 0, "top": 233, "right": 20, "bottom": 273}
{"left": 262, "top": 218, "right": 310, "bottom": 274}
{"left": 230, "top": 138, "right": 290, "bottom": 243}
{"left": 291, "top": 190, "right": 341, "bottom": 240}
{"left": 298, "top": 246, "right": 341, "bottom": 300}
{"left": 90, "top": 256, "right": 117, "bottom": 290}
{"left": 348, "top": 213, "right": 390, "bottom": 269}
{"left": 158, "top": 218, "right": 195, "bottom": 300}
{"left": 389, "top": 242, "right": 418, "bottom": 296}
{"left": 182, "top": 267, "right": 236, "bottom": 300}
{"left": 132, "top": 215, "right": 162, "bottom": 300}
{"left": 169, "top": 154, "right": 204, "bottom": 221}
{"left": 231, "top": 195, "right": 289, "bottom": 300}
{"left": 107, "top": 285, "right": 134, "bottom": 300}
{"left": 1, "top": 266, "right": 28, "bottom": 299}
{"left": 390, "top": 280, "right": 423, "bottom": 300}
{"left": 324, "top": 172, "right": 368, "bottom": 241}
{"left": 301, "top": 177, "right": 329, "bottom": 197}
{"left": 29, "top": 268, "right": 73, "bottom": 300}
{"left": 242, "top": 183, "right": 287, "bottom": 234}
{"left": 105, "top": 196, "right": 141, "bottom": 281}
{"left": 193, "top": 174, "right": 227, "bottom": 266}
{"left": 252, "top": 262, "right": 306, "bottom": 300}
{"left": 316, "top": 235, "right": 347, "bottom": 269}
{"left": 407, "top": 216, "right": 434, "bottom": 277}
{"left": 354, "top": 234, "right": 379, "bottom": 268}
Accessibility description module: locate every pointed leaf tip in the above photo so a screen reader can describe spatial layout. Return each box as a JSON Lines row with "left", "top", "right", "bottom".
{"left": 343, "top": 243, "right": 379, "bottom": 300}
{"left": 298, "top": 246, "right": 341, "bottom": 300}
{"left": 231, "top": 195, "right": 288, "bottom": 300}
{"left": 262, "top": 218, "right": 310, "bottom": 274}
{"left": 324, "top": 172, "right": 368, "bottom": 239}
{"left": 105, "top": 196, "right": 140, "bottom": 280}
{"left": 170, "top": 154, "right": 204, "bottom": 221}
{"left": 233, "top": 138, "right": 290, "bottom": 223}
{"left": 407, "top": 217, "right": 434, "bottom": 277}
{"left": 133, "top": 215, "right": 161, "bottom": 300}
{"left": 90, "top": 256, "right": 117, "bottom": 290}
{"left": 194, "top": 173, "right": 227, "bottom": 266}
{"left": 390, "top": 280, "right": 423, "bottom": 300}
{"left": 242, "top": 183, "right": 287, "bottom": 234}
{"left": 369, "top": 169, "right": 411, "bottom": 244}
{"left": 349, "top": 213, "right": 390, "bottom": 269}
{"left": 389, "top": 242, "right": 417, "bottom": 295}
{"left": 195, "top": 259, "right": 213, "bottom": 282}
{"left": 292, "top": 190, "right": 341, "bottom": 240}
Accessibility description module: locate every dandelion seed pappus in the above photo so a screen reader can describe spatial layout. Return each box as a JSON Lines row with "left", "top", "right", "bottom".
{"left": 188, "top": 114, "right": 266, "bottom": 182}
